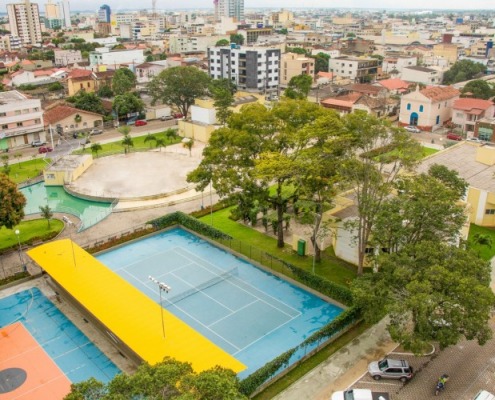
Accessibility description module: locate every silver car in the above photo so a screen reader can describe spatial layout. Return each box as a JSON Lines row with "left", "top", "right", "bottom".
{"left": 368, "top": 358, "right": 413, "bottom": 382}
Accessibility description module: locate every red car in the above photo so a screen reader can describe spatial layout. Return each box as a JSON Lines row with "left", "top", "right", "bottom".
{"left": 135, "top": 120, "right": 148, "bottom": 127}
{"left": 173, "top": 113, "right": 184, "bottom": 119}
{"left": 446, "top": 132, "right": 463, "bottom": 141}
{"left": 38, "top": 146, "right": 53, "bottom": 154}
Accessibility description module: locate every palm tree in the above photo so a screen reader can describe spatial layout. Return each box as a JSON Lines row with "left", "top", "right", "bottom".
{"left": 182, "top": 138, "right": 194, "bottom": 157}
{"left": 155, "top": 138, "right": 166, "bottom": 152}
{"left": 122, "top": 134, "right": 134, "bottom": 154}
{"left": 471, "top": 232, "right": 493, "bottom": 256}
{"left": 144, "top": 134, "right": 157, "bottom": 148}
{"left": 118, "top": 125, "right": 131, "bottom": 136}
{"left": 39, "top": 205, "right": 53, "bottom": 228}
{"left": 165, "top": 128, "right": 176, "bottom": 143}
{"left": 13, "top": 152, "right": 22, "bottom": 168}
{"left": 90, "top": 143, "right": 102, "bottom": 158}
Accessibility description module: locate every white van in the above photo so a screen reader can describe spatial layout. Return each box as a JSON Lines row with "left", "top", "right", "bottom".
{"left": 473, "top": 390, "right": 495, "bottom": 400}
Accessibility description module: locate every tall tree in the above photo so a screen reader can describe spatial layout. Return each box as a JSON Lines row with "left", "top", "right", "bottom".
{"left": 313, "top": 52, "right": 330, "bottom": 74}
{"left": 0, "top": 173, "right": 26, "bottom": 229}
{"left": 90, "top": 143, "right": 102, "bottom": 158}
{"left": 112, "top": 93, "right": 144, "bottom": 119}
{"left": 461, "top": 79, "right": 495, "bottom": 100}
{"left": 352, "top": 242, "right": 495, "bottom": 354}
{"left": 148, "top": 66, "right": 211, "bottom": 117}
{"left": 64, "top": 358, "right": 246, "bottom": 400}
{"left": 67, "top": 91, "right": 105, "bottom": 115}
{"left": 229, "top": 33, "right": 244, "bottom": 45}
{"left": 443, "top": 60, "right": 487, "bottom": 84}
{"left": 341, "top": 112, "right": 423, "bottom": 275}
{"left": 112, "top": 68, "right": 137, "bottom": 95}
{"left": 284, "top": 74, "right": 313, "bottom": 100}
{"left": 372, "top": 164, "right": 468, "bottom": 253}
{"left": 209, "top": 78, "right": 236, "bottom": 124}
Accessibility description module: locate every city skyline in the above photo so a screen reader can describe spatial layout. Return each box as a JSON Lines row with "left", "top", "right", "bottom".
{"left": 1, "top": 0, "right": 495, "bottom": 14}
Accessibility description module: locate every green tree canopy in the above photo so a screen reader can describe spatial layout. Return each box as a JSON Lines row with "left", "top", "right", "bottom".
{"left": 0, "top": 173, "right": 26, "bottom": 229}
{"left": 148, "top": 66, "right": 211, "bottom": 117}
{"left": 67, "top": 91, "right": 105, "bottom": 115}
{"left": 443, "top": 60, "right": 487, "bottom": 84}
{"left": 209, "top": 78, "right": 236, "bottom": 124}
{"left": 284, "top": 74, "right": 313, "bottom": 100}
{"left": 112, "top": 93, "right": 144, "bottom": 118}
{"left": 229, "top": 33, "right": 244, "bottom": 45}
{"left": 215, "top": 39, "right": 230, "bottom": 46}
{"left": 313, "top": 52, "right": 330, "bottom": 74}
{"left": 64, "top": 358, "right": 246, "bottom": 400}
{"left": 461, "top": 79, "right": 495, "bottom": 100}
{"left": 352, "top": 242, "right": 495, "bottom": 354}
{"left": 112, "top": 68, "right": 137, "bottom": 95}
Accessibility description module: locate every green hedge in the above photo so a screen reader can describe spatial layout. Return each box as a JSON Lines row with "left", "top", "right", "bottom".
{"left": 149, "top": 211, "right": 232, "bottom": 240}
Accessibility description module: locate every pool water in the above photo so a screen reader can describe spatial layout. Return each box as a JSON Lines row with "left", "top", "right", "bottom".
{"left": 97, "top": 227, "right": 344, "bottom": 378}
{"left": 0, "top": 288, "right": 120, "bottom": 383}
{"left": 21, "top": 182, "right": 113, "bottom": 230}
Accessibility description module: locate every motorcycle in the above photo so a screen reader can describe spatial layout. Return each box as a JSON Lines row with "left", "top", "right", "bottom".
{"left": 435, "top": 374, "right": 449, "bottom": 396}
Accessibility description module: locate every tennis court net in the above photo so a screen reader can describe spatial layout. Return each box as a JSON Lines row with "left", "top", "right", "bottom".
{"left": 165, "top": 266, "right": 238, "bottom": 305}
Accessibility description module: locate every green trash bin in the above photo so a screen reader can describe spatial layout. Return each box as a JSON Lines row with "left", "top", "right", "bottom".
{"left": 297, "top": 239, "right": 306, "bottom": 256}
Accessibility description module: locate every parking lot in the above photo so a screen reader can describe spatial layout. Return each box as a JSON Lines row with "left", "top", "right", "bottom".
{"left": 349, "top": 318, "right": 495, "bottom": 399}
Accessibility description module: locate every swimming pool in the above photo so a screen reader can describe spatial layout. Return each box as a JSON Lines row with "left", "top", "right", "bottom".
{"left": 96, "top": 227, "right": 344, "bottom": 378}
{"left": 0, "top": 288, "right": 120, "bottom": 384}
{"left": 21, "top": 182, "right": 113, "bottom": 231}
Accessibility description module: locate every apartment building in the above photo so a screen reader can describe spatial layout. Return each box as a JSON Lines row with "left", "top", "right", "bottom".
{"left": 382, "top": 56, "right": 417, "bottom": 74}
{"left": 89, "top": 48, "right": 145, "bottom": 67}
{"left": 169, "top": 35, "right": 229, "bottom": 54}
{"left": 328, "top": 56, "right": 380, "bottom": 84}
{"left": 433, "top": 43, "right": 461, "bottom": 65}
{"left": 54, "top": 50, "right": 82, "bottom": 66}
{"left": 215, "top": 0, "right": 244, "bottom": 22}
{"left": 280, "top": 52, "right": 314, "bottom": 86}
{"left": 237, "top": 27, "right": 274, "bottom": 45}
{"left": 0, "top": 90, "right": 44, "bottom": 150}
{"left": 7, "top": 0, "right": 42, "bottom": 45}
{"left": 401, "top": 66, "right": 444, "bottom": 85}
{"left": 208, "top": 46, "right": 280, "bottom": 93}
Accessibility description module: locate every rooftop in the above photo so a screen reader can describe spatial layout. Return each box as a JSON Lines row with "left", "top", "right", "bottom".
{"left": 453, "top": 98, "right": 494, "bottom": 113}
{"left": 420, "top": 86, "right": 460, "bottom": 101}
{"left": 0, "top": 90, "right": 27, "bottom": 104}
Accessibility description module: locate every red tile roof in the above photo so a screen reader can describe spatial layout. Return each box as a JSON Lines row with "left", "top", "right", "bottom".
{"left": 420, "top": 86, "right": 460, "bottom": 102}
{"left": 43, "top": 105, "right": 103, "bottom": 125}
{"left": 378, "top": 78, "right": 410, "bottom": 91}
{"left": 453, "top": 98, "right": 494, "bottom": 113}
{"left": 68, "top": 69, "right": 93, "bottom": 79}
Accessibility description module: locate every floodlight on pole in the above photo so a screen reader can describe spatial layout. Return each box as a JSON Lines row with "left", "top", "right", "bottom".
{"left": 14, "top": 229, "right": 26, "bottom": 272}
{"left": 148, "top": 275, "right": 171, "bottom": 338}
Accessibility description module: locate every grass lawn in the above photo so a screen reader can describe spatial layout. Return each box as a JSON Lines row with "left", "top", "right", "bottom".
{"left": 4, "top": 158, "right": 50, "bottom": 184}
{"left": 74, "top": 131, "right": 182, "bottom": 157}
{"left": 468, "top": 223, "right": 495, "bottom": 261}
{"left": 0, "top": 219, "right": 63, "bottom": 252}
{"left": 422, "top": 146, "right": 439, "bottom": 157}
{"left": 199, "top": 207, "right": 356, "bottom": 286}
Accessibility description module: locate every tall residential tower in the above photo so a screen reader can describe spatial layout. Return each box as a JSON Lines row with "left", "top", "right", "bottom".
{"left": 215, "top": 0, "right": 244, "bottom": 22}
{"left": 7, "top": 0, "right": 42, "bottom": 45}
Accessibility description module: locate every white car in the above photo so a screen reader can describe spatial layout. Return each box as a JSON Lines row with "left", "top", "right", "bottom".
{"left": 467, "top": 137, "right": 482, "bottom": 142}
{"left": 404, "top": 126, "right": 421, "bottom": 133}
{"left": 331, "top": 389, "right": 389, "bottom": 400}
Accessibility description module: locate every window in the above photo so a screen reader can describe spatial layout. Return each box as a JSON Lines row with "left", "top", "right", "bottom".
{"left": 436, "top": 115, "right": 440, "bottom": 124}
{"left": 22, "top": 108, "right": 29, "bottom": 114}
{"left": 34, "top": 119, "right": 40, "bottom": 124}
{"left": 46, "top": 174, "right": 56, "bottom": 180}
{"left": 80, "top": 83, "right": 83, "bottom": 89}
{"left": 1, "top": 124, "right": 7, "bottom": 129}
{"left": 438, "top": 104, "right": 440, "bottom": 109}
{"left": 485, "top": 209, "right": 495, "bottom": 215}
{"left": 419, "top": 105, "right": 423, "bottom": 112}
{"left": 15, "top": 110, "right": 21, "bottom": 115}
{"left": 407, "top": 103, "right": 411, "bottom": 110}
{"left": 16, "top": 122, "right": 23, "bottom": 127}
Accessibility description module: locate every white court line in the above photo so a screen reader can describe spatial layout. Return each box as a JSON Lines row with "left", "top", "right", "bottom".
{"left": 109, "top": 246, "right": 186, "bottom": 272}
{"left": 207, "top": 299, "right": 259, "bottom": 327}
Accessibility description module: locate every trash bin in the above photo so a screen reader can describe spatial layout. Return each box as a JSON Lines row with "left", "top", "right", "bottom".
{"left": 297, "top": 239, "right": 306, "bottom": 256}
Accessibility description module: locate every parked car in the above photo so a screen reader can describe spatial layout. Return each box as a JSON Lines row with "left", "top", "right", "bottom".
{"left": 404, "top": 125, "right": 421, "bottom": 133}
{"left": 90, "top": 128, "right": 103, "bottom": 135}
{"left": 173, "top": 113, "right": 184, "bottom": 119}
{"left": 160, "top": 115, "right": 174, "bottom": 121}
{"left": 38, "top": 146, "right": 53, "bottom": 154}
{"left": 135, "top": 120, "right": 148, "bottom": 127}
{"left": 31, "top": 140, "right": 46, "bottom": 147}
{"left": 368, "top": 359, "right": 413, "bottom": 382}
{"left": 446, "top": 132, "right": 463, "bottom": 141}
{"left": 473, "top": 390, "right": 495, "bottom": 400}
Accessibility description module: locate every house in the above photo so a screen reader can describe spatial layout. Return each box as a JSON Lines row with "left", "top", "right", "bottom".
{"left": 0, "top": 90, "right": 44, "bottom": 150}
{"left": 66, "top": 69, "right": 95, "bottom": 96}
{"left": 401, "top": 66, "right": 444, "bottom": 85}
{"left": 135, "top": 60, "right": 168, "bottom": 85}
{"left": 10, "top": 68, "right": 66, "bottom": 87}
{"left": 475, "top": 117, "right": 495, "bottom": 142}
{"left": 346, "top": 83, "right": 388, "bottom": 98}
{"left": 376, "top": 78, "right": 411, "bottom": 95}
{"left": 382, "top": 56, "right": 417, "bottom": 74}
{"left": 399, "top": 85, "right": 460, "bottom": 131}
{"left": 320, "top": 92, "right": 362, "bottom": 114}
{"left": 43, "top": 105, "right": 104, "bottom": 137}
{"left": 452, "top": 98, "right": 495, "bottom": 136}
{"left": 417, "top": 142, "right": 495, "bottom": 228}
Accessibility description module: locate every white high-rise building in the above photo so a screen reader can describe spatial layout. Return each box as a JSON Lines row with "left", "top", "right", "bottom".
{"left": 216, "top": 0, "right": 244, "bottom": 22}
{"left": 59, "top": 0, "right": 71, "bottom": 28}
{"left": 7, "top": 0, "right": 42, "bottom": 45}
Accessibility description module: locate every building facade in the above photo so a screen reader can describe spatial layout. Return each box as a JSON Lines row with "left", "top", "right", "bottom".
{"left": 0, "top": 91, "right": 44, "bottom": 150}
{"left": 208, "top": 46, "right": 280, "bottom": 94}
{"left": 216, "top": 0, "right": 244, "bottom": 22}
{"left": 7, "top": 0, "right": 42, "bottom": 45}
{"left": 328, "top": 56, "right": 380, "bottom": 83}
{"left": 98, "top": 4, "right": 111, "bottom": 23}
{"left": 280, "top": 52, "right": 314, "bottom": 86}
{"left": 89, "top": 48, "right": 145, "bottom": 67}
{"left": 452, "top": 98, "right": 495, "bottom": 136}
{"left": 54, "top": 49, "right": 82, "bottom": 66}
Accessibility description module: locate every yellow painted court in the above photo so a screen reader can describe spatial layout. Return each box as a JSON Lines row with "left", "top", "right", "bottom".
{"left": 27, "top": 239, "right": 246, "bottom": 374}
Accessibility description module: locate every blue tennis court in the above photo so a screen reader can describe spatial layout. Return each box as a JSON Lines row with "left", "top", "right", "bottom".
{"left": 97, "top": 227, "right": 344, "bottom": 377}
{"left": 0, "top": 287, "right": 120, "bottom": 383}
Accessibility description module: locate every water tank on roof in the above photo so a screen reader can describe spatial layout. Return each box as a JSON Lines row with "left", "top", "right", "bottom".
{"left": 257, "top": 23, "right": 263, "bottom": 28}
{"left": 230, "top": 42, "right": 236, "bottom": 49}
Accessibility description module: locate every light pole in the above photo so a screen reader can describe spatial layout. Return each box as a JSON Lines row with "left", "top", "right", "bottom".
{"left": 14, "top": 229, "right": 26, "bottom": 272}
{"left": 148, "top": 276, "right": 171, "bottom": 338}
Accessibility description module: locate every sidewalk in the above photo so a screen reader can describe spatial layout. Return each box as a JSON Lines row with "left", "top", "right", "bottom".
{"left": 273, "top": 318, "right": 396, "bottom": 400}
